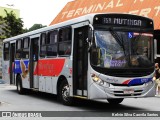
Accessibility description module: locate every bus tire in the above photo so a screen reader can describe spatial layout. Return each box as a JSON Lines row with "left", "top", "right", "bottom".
{"left": 16, "top": 75, "right": 25, "bottom": 94}
{"left": 58, "top": 80, "right": 73, "bottom": 105}
{"left": 107, "top": 98, "right": 124, "bottom": 104}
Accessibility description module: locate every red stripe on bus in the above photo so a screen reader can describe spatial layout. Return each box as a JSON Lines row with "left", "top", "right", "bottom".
{"left": 34, "top": 59, "right": 65, "bottom": 76}
{"left": 122, "top": 80, "right": 130, "bottom": 84}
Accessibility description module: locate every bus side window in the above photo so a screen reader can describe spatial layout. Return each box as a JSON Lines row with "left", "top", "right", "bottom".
{"left": 16, "top": 39, "right": 22, "bottom": 59}
{"left": 46, "top": 30, "right": 58, "bottom": 57}
{"left": 58, "top": 27, "right": 72, "bottom": 56}
{"left": 22, "top": 37, "right": 30, "bottom": 59}
{"left": 3, "top": 42, "right": 10, "bottom": 61}
{"left": 40, "top": 33, "right": 47, "bottom": 58}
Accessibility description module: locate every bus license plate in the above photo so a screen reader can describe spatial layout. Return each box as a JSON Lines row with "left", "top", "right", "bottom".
{"left": 124, "top": 89, "right": 134, "bottom": 94}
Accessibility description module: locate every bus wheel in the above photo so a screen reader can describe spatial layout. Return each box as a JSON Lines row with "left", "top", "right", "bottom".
{"left": 16, "top": 75, "right": 25, "bottom": 94}
{"left": 107, "top": 98, "right": 124, "bottom": 104}
{"left": 59, "top": 80, "right": 73, "bottom": 105}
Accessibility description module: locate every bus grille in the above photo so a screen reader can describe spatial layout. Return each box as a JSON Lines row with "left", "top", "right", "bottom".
{"left": 113, "top": 90, "right": 143, "bottom": 97}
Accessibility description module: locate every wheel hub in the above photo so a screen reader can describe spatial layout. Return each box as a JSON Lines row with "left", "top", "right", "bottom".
{"left": 62, "top": 85, "right": 70, "bottom": 101}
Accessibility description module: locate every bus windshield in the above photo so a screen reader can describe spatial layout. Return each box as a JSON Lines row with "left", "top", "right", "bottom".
{"left": 91, "top": 29, "right": 153, "bottom": 69}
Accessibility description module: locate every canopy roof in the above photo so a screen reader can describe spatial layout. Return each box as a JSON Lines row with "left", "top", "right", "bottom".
{"left": 50, "top": 0, "right": 160, "bottom": 29}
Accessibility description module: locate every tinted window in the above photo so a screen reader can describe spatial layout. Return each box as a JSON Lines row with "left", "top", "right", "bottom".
{"left": 49, "top": 31, "right": 58, "bottom": 44}
{"left": 58, "top": 27, "right": 72, "bottom": 56}
{"left": 59, "top": 27, "right": 71, "bottom": 42}
{"left": 40, "top": 46, "right": 47, "bottom": 58}
{"left": 16, "top": 39, "right": 22, "bottom": 59}
{"left": 22, "top": 48, "right": 29, "bottom": 59}
{"left": 24, "top": 38, "right": 30, "bottom": 48}
{"left": 41, "top": 33, "right": 46, "bottom": 45}
{"left": 40, "top": 31, "right": 58, "bottom": 58}
{"left": 17, "top": 40, "right": 22, "bottom": 49}
{"left": 59, "top": 42, "right": 71, "bottom": 55}
{"left": 47, "top": 45, "right": 57, "bottom": 56}
{"left": 3, "top": 43, "right": 10, "bottom": 61}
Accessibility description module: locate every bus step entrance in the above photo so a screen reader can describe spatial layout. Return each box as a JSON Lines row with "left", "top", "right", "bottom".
{"left": 31, "top": 88, "right": 39, "bottom": 92}
{"left": 73, "top": 96, "right": 87, "bottom": 99}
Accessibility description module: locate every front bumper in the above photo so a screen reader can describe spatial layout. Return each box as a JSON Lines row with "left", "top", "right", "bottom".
{"left": 89, "top": 81, "right": 156, "bottom": 99}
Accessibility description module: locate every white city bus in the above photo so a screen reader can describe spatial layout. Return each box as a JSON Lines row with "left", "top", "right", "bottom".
{"left": 2, "top": 13, "right": 155, "bottom": 105}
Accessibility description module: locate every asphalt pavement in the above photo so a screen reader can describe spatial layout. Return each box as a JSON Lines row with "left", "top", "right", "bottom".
{"left": 0, "top": 82, "right": 160, "bottom": 120}
{"left": 0, "top": 79, "right": 5, "bottom": 84}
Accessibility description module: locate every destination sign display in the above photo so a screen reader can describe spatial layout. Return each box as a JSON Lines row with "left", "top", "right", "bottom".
{"left": 93, "top": 14, "right": 153, "bottom": 28}
{"left": 103, "top": 18, "right": 142, "bottom": 26}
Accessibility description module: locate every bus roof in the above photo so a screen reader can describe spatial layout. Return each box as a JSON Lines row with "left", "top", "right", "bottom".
{"left": 3, "top": 13, "right": 96, "bottom": 43}
{"left": 3, "top": 13, "right": 153, "bottom": 43}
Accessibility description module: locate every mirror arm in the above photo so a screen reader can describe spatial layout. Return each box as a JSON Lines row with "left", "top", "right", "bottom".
{"left": 89, "top": 24, "right": 94, "bottom": 31}
{"left": 88, "top": 24, "right": 94, "bottom": 52}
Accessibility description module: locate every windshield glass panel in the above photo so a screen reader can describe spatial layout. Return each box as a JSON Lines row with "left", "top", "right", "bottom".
{"left": 91, "top": 30, "right": 153, "bottom": 69}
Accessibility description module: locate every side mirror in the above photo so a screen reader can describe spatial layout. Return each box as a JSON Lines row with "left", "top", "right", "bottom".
{"left": 88, "top": 24, "right": 94, "bottom": 43}
{"left": 88, "top": 24, "right": 95, "bottom": 52}
{"left": 88, "top": 28, "right": 92, "bottom": 43}
{"left": 88, "top": 28, "right": 93, "bottom": 52}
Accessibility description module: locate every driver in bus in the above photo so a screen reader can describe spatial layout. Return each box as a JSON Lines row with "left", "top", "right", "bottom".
{"left": 143, "top": 47, "right": 148, "bottom": 57}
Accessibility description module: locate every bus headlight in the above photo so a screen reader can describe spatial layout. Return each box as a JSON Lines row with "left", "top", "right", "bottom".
{"left": 92, "top": 74, "right": 110, "bottom": 87}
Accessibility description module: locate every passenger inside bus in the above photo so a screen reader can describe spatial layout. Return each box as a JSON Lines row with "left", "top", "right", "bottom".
{"left": 16, "top": 53, "right": 21, "bottom": 59}
{"left": 64, "top": 46, "right": 71, "bottom": 55}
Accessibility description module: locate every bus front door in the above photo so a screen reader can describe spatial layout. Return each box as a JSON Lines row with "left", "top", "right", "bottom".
{"left": 30, "top": 37, "right": 39, "bottom": 89}
{"left": 73, "top": 26, "right": 88, "bottom": 97}
{"left": 9, "top": 43, "right": 15, "bottom": 84}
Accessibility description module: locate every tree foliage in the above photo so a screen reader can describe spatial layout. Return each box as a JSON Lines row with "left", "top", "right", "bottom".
{"left": 3, "top": 9, "right": 24, "bottom": 38}
{"left": 0, "top": 9, "right": 47, "bottom": 40}
{"left": 28, "top": 24, "right": 47, "bottom": 32}
{"left": 0, "top": 9, "right": 25, "bottom": 40}
{"left": 0, "top": 16, "right": 7, "bottom": 39}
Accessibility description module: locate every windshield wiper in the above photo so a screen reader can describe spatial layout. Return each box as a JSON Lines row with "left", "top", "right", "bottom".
{"left": 109, "top": 27, "right": 126, "bottom": 56}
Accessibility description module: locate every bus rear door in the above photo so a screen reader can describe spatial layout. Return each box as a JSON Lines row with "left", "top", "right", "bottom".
{"left": 9, "top": 43, "right": 16, "bottom": 84}
{"left": 29, "top": 36, "right": 39, "bottom": 89}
